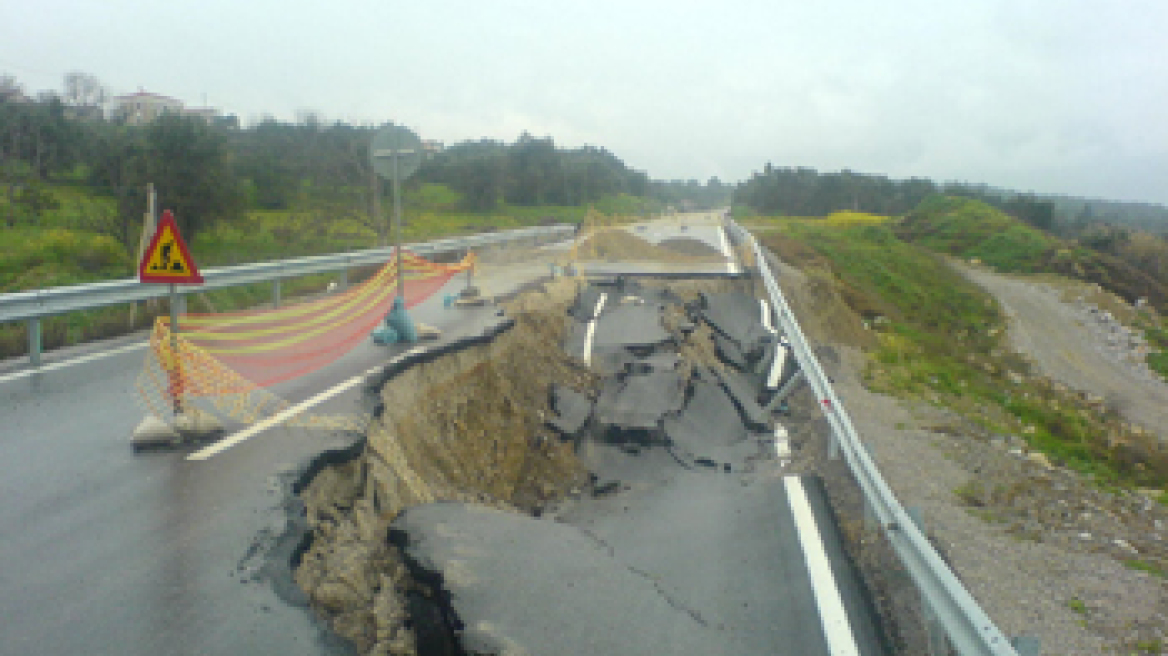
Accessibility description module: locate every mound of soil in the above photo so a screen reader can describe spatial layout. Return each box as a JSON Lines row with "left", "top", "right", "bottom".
{"left": 575, "top": 229, "right": 723, "bottom": 263}
{"left": 656, "top": 236, "right": 724, "bottom": 257}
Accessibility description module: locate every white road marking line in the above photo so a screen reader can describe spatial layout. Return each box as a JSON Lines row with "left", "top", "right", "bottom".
{"left": 759, "top": 298, "right": 778, "bottom": 334}
{"left": 774, "top": 424, "right": 791, "bottom": 459}
{"left": 187, "top": 347, "right": 425, "bottom": 461}
{"left": 0, "top": 341, "right": 149, "bottom": 385}
{"left": 767, "top": 339, "right": 788, "bottom": 390}
{"left": 716, "top": 225, "right": 740, "bottom": 274}
{"left": 761, "top": 299, "right": 785, "bottom": 389}
{"left": 582, "top": 293, "right": 609, "bottom": 367}
{"left": 784, "top": 476, "right": 861, "bottom": 656}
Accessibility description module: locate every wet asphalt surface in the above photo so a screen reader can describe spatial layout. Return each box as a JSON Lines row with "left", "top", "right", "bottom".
{"left": 1, "top": 221, "right": 887, "bottom": 655}
{"left": 0, "top": 265, "right": 546, "bottom": 656}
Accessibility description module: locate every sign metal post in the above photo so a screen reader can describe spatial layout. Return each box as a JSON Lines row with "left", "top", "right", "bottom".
{"left": 138, "top": 209, "right": 203, "bottom": 414}
{"left": 369, "top": 125, "right": 424, "bottom": 344}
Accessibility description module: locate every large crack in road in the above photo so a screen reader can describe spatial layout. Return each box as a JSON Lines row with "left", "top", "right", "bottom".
{"left": 293, "top": 273, "right": 889, "bottom": 655}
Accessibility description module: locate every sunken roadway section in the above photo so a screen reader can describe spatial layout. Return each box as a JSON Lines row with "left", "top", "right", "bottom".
{"left": 295, "top": 234, "right": 890, "bottom": 656}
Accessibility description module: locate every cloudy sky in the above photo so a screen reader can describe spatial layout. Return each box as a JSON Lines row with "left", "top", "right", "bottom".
{"left": 3, "top": 0, "right": 1166, "bottom": 204}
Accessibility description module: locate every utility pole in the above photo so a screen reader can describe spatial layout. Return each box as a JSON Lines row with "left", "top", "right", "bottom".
{"left": 371, "top": 168, "right": 384, "bottom": 247}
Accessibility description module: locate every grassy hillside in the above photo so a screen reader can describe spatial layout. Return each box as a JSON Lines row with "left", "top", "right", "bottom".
{"left": 758, "top": 210, "right": 1168, "bottom": 492}
{"left": 0, "top": 227, "right": 129, "bottom": 291}
{"left": 899, "top": 196, "right": 1168, "bottom": 311}
{"left": 897, "top": 195, "right": 1057, "bottom": 272}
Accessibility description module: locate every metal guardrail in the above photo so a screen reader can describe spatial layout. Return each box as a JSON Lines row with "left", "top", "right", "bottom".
{"left": 723, "top": 218, "right": 1020, "bottom": 656}
{"left": 1, "top": 224, "right": 575, "bottom": 364}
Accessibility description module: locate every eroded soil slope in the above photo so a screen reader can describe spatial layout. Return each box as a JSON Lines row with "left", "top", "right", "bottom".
{"left": 294, "top": 279, "right": 595, "bottom": 655}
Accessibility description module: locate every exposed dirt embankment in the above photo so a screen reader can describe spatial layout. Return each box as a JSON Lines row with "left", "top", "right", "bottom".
{"left": 294, "top": 279, "right": 595, "bottom": 655}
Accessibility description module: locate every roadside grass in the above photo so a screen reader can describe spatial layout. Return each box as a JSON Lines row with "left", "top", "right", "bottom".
{"left": 0, "top": 227, "right": 131, "bottom": 292}
{"left": 1123, "top": 558, "right": 1168, "bottom": 579}
{"left": 1142, "top": 323, "right": 1168, "bottom": 379}
{"left": 1148, "top": 351, "right": 1168, "bottom": 378}
{"left": 820, "top": 211, "right": 892, "bottom": 227}
{"left": 0, "top": 180, "right": 633, "bottom": 359}
{"left": 756, "top": 218, "right": 1168, "bottom": 492}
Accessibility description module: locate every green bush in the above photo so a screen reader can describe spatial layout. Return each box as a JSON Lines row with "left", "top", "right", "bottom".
{"left": 1148, "top": 351, "right": 1168, "bottom": 378}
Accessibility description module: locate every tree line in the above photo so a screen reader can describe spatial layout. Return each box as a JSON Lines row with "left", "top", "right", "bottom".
{"left": 421, "top": 134, "right": 651, "bottom": 212}
{"left": 4, "top": 72, "right": 728, "bottom": 255}
{"left": 733, "top": 164, "right": 1058, "bottom": 231}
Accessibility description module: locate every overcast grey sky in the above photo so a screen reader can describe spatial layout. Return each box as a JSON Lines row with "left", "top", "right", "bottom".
{"left": 3, "top": 0, "right": 1166, "bottom": 204}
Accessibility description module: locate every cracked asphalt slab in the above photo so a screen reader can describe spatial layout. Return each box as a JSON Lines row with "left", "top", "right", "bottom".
{"left": 389, "top": 278, "right": 889, "bottom": 655}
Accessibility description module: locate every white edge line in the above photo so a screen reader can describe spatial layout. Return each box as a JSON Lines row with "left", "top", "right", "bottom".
{"left": 784, "top": 476, "right": 861, "bottom": 656}
{"left": 766, "top": 342, "right": 788, "bottom": 390}
{"left": 760, "top": 298, "right": 778, "bottom": 334}
{"left": 0, "top": 341, "right": 149, "bottom": 385}
{"left": 717, "top": 225, "right": 740, "bottom": 275}
{"left": 581, "top": 293, "right": 608, "bottom": 367}
{"left": 774, "top": 424, "right": 791, "bottom": 459}
{"left": 188, "top": 347, "right": 425, "bottom": 461}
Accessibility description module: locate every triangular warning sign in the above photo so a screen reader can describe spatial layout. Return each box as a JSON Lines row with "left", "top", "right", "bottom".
{"left": 138, "top": 210, "right": 204, "bottom": 284}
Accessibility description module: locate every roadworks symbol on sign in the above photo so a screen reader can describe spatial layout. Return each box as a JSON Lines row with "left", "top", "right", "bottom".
{"left": 139, "top": 210, "right": 204, "bottom": 284}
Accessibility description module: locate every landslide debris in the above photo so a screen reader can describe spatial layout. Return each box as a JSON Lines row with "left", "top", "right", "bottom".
{"left": 294, "top": 275, "right": 814, "bottom": 655}
{"left": 574, "top": 228, "right": 724, "bottom": 263}
{"left": 382, "top": 277, "right": 877, "bottom": 656}
{"left": 295, "top": 279, "right": 595, "bottom": 655}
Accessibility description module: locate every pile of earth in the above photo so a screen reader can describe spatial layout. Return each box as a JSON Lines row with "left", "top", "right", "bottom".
{"left": 656, "top": 236, "right": 725, "bottom": 257}
{"left": 575, "top": 229, "right": 725, "bottom": 264}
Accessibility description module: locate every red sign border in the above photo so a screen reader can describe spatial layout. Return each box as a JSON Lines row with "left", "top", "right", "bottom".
{"left": 138, "top": 210, "right": 204, "bottom": 284}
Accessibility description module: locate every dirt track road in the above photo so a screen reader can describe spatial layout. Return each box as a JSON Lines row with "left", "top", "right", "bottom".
{"left": 956, "top": 263, "right": 1168, "bottom": 442}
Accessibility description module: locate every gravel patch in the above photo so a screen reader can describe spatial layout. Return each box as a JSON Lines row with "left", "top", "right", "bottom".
{"left": 776, "top": 257, "right": 1168, "bottom": 655}
{"left": 956, "top": 262, "right": 1168, "bottom": 443}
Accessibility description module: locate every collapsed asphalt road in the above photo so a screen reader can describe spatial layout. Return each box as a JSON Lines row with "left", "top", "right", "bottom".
{"left": 374, "top": 277, "right": 889, "bottom": 655}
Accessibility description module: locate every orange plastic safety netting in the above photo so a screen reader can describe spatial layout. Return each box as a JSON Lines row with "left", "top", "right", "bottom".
{"left": 137, "top": 250, "right": 474, "bottom": 427}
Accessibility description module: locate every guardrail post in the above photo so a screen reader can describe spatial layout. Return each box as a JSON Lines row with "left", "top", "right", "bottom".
{"left": 273, "top": 279, "right": 282, "bottom": 309}
{"left": 764, "top": 369, "right": 805, "bottom": 412}
{"left": 907, "top": 506, "right": 949, "bottom": 656}
{"left": 28, "top": 318, "right": 41, "bottom": 367}
{"left": 340, "top": 268, "right": 349, "bottom": 290}
{"left": 863, "top": 443, "right": 878, "bottom": 530}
